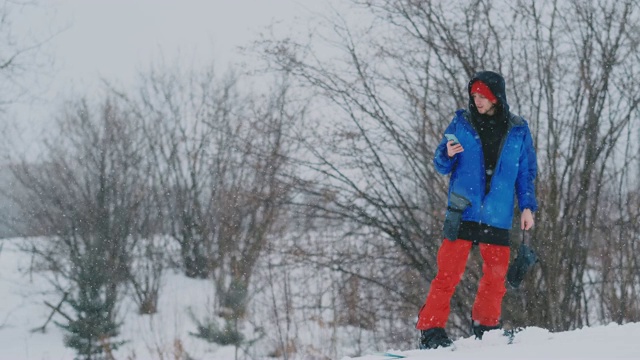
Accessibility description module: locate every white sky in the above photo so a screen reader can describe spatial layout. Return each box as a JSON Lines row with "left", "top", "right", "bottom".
{"left": 7, "top": 0, "right": 331, "bottom": 159}
{"left": 46, "top": 0, "right": 314, "bottom": 84}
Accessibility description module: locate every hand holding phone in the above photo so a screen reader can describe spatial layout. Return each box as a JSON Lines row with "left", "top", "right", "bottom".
{"left": 445, "top": 133, "right": 459, "bottom": 145}
{"left": 444, "top": 133, "right": 463, "bottom": 157}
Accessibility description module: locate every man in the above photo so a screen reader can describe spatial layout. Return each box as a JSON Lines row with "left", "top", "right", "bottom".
{"left": 416, "top": 70, "right": 538, "bottom": 349}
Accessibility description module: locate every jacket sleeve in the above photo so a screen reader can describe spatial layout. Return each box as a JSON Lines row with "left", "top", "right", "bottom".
{"left": 433, "top": 120, "right": 458, "bottom": 175}
{"left": 516, "top": 123, "right": 538, "bottom": 212}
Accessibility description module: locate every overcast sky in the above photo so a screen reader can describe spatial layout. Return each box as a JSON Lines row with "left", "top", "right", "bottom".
{"left": 8, "top": 0, "right": 334, "bottom": 158}
{"left": 47, "top": 0, "right": 318, "bottom": 84}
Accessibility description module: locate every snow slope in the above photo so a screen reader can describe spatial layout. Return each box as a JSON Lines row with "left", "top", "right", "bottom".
{"left": 347, "top": 323, "right": 640, "bottom": 359}
{"left": 2, "top": 237, "right": 640, "bottom": 359}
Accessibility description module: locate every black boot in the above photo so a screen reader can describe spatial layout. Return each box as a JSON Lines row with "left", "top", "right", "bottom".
{"left": 419, "top": 328, "right": 453, "bottom": 349}
{"left": 471, "top": 320, "right": 501, "bottom": 339}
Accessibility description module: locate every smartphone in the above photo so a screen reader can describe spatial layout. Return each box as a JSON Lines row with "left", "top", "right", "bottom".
{"left": 445, "top": 133, "right": 459, "bottom": 145}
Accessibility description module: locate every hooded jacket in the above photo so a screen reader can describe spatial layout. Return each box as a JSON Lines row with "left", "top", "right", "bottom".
{"left": 433, "top": 71, "right": 538, "bottom": 231}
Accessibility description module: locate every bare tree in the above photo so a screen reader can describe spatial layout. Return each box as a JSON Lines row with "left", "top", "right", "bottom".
{"left": 0, "top": 0, "right": 56, "bottom": 111}
{"left": 113, "top": 62, "right": 297, "bottom": 354}
{"left": 504, "top": 0, "right": 640, "bottom": 331}
{"left": 256, "top": 0, "right": 510, "bottom": 341}
{"left": 0, "top": 0, "right": 58, "bottom": 237}
{"left": 257, "top": 0, "right": 640, "bottom": 349}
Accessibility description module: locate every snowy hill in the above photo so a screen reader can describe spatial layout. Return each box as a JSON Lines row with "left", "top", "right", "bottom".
{"left": 2, "top": 237, "right": 640, "bottom": 360}
{"left": 346, "top": 323, "right": 640, "bottom": 359}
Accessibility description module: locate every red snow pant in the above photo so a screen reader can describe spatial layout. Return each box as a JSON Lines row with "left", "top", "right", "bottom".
{"left": 416, "top": 239, "right": 510, "bottom": 330}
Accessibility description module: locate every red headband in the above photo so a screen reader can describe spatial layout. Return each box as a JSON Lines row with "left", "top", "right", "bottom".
{"left": 471, "top": 80, "right": 498, "bottom": 104}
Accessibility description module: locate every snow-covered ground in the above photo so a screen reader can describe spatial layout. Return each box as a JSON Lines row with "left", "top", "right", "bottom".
{"left": 0, "top": 237, "right": 230, "bottom": 359}
{"left": 348, "top": 323, "right": 640, "bottom": 359}
{"left": 1, "top": 237, "right": 639, "bottom": 359}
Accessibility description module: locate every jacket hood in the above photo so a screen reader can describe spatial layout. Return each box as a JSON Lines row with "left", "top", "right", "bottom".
{"left": 468, "top": 71, "right": 510, "bottom": 118}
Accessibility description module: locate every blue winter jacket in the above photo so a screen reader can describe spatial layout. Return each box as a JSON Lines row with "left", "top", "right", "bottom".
{"left": 434, "top": 109, "right": 538, "bottom": 230}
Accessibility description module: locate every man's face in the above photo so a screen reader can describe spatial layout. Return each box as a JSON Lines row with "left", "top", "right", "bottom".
{"left": 472, "top": 93, "right": 496, "bottom": 115}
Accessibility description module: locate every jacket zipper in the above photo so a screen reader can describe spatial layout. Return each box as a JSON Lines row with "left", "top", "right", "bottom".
{"left": 463, "top": 112, "right": 519, "bottom": 225}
